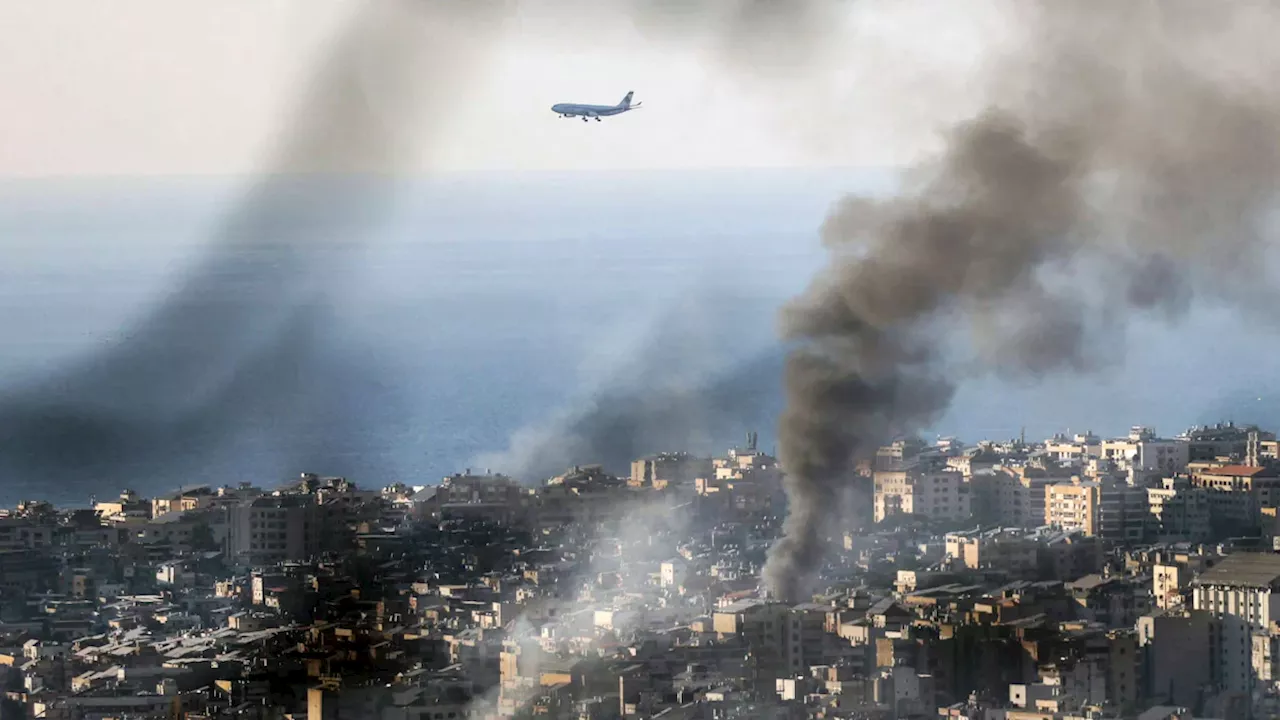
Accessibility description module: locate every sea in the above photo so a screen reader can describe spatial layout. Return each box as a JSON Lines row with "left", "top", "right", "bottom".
{"left": 0, "top": 169, "right": 1276, "bottom": 506}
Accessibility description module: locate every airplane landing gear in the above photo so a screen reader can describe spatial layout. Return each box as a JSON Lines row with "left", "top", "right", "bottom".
{"left": 581, "top": 117, "right": 588, "bottom": 122}
{"left": 595, "top": 117, "right": 602, "bottom": 122}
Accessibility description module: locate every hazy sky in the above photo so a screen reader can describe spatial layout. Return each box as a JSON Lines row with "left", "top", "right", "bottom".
{"left": 0, "top": 0, "right": 1009, "bottom": 176}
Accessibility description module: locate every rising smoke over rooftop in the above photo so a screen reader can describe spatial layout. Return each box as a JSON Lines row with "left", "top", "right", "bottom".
{"left": 762, "top": 0, "right": 1280, "bottom": 601}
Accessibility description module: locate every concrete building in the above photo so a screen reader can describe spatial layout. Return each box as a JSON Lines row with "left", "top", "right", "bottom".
{"left": 1046, "top": 476, "right": 1152, "bottom": 542}
{"left": 1045, "top": 480, "right": 1099, "bottom": 536}
{"left": 1147, "top": 477, "right": 1212, "bottom": 544}
{"left": 710, "top": 600, "right": 795, "bottom": 686}
{"left": 1179, "top": 423, "right": 1272, "bottom": 463}
{"left": 875, "top": 438, "right": 929, "bottom": 472}
{"left": 874, "top": 467, "right": 970, "bottom": 523}
{"left": 660, "top": 559, "right": 687, "bottom": 589}
{"left": 1252, "top": 628, "right": 1280, "bottom": 699}
{"left": 1190, "top": 464, "right": 1280, "bottom": 536}
{"left": 1154, "top": 564, "right": 1188, "bottom": 610}
{"left": 411, "top": 471, "right": 529, "bottom": 526}
{"left": 1101, "top": 427, "right": 1190, "bottom": 481}
{"left": 1191, "top": 552, "right": 1280, "bottom": 695}
{"left": 1097, "top": 479, "right": 1151, "bottom": 544}
{"left": 1137, "top": 609, "right": 1216, "bottom": 709}
{"left": 629, "top": 453, "right": 712, "bottom": 489}
{"left": 92, "top": 490, "right": 151, "bottom": 523}
{"left": 1044, "top": 432, "right": 1102, "bottom": 465}
{"left": 989, "top": 463, "right": 1077, "bottom": 528}
{"left": 224, "top": 495, "right": 321, "bottom": 566}
{"left": 713, "top": 446, "right": 781, "bottom": 479}
{"left": 0, "top": 517, "right": 53, "bottom": 551}
{"left": 151, "top": 486, "right": 216, "bottom": 518}
{"left": 943, "top": 528, "right": 1039, "bottom": 575}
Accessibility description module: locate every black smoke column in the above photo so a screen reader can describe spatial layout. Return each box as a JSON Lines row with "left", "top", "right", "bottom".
{"left": 763, "top": 1, "right": 1280, "bottom": 601}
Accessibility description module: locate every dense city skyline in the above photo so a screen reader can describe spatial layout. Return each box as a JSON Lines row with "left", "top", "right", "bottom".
{"left": 7, "top": 419, "right": 1280, "bottom": 718}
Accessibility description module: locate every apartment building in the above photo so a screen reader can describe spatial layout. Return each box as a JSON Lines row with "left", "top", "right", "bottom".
{"left": 944, "top": 528, "right": 1040, "bottom": 574}
{"left": 0, "top": 517, "right": 53, "bottom": 551}
{"left": 988, "top": 463, "right": 1076, "bottom": 528}
{"left": 1147, "top": 477, "right": 1212, "bottom": 544}
{"left": 151, "top": 486, "right": 217, "bottom": 517}
{"left": 629, "top": 452, "right": 712, "bottom": 489}
{"left": 1191, "top": 552, "right": 1280, "bottom": 695}
{"left": 224, "top": 495, "right": 322, "bottom": 565}
{"left": 411, "top": 471, "right": 530, "bottom": 526}
{"left": 1045, "top": 480, "right": 1100, "bottom": 536}
{"left": 1097, "top": 480, "right": 1150, "bottom": 544}
{"left": 1046, "top": 475, "right": 1159, "bottom": 542}
{"left": 874, "top": 467, "right": 970, "bottom": 523}
{"left": 1101, "top": 427, "right": 1191, "bottom": 479}
{"left": 713, "top": 600, "right": 837, "bottom": 686}
{"left": 875, "top": 437, "right": 929, "bottom": 472}
{"left": 1044, "top": 432, "right": 1102, "bottom": 465}
{"left": 1179, "top": 423, "right": 1273, "bottom": 463}
{"left": 1191, "top": 464, "right": 1280, "bottom": 533}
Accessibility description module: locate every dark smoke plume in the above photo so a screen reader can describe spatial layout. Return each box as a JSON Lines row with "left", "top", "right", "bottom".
{"left": 0, "top": 1, "right": 504, "bottom": 493}
{"left": 763, "top": 0, "right": 1280, "bottom": 600}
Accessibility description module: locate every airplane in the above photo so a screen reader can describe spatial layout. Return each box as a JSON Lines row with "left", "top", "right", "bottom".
{"left": 551, "top": 91, "right": 642, "bottom": 122}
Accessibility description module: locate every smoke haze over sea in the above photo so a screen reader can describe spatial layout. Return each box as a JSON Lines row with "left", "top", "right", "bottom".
{"left": 0, "top": 169, "right": 1276, "bottom": 506}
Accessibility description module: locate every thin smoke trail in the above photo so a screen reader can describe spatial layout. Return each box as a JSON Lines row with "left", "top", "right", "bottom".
{"left": 0, "top": 1, "right": 507, "bottom": 491}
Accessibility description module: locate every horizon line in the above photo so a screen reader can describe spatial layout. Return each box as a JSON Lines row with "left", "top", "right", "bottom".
{"left": 0, "top": 165, "right": 903, "bottom": 183}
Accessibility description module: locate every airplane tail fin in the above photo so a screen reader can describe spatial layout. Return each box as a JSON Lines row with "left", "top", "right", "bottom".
{"left": 619, "top": 91, "right": 634, "bottom": 109}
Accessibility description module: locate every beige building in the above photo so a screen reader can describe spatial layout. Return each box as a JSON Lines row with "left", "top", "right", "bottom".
{"left": 1153, "top": 564, "right": 1188, "bottom": 610}
{"left": 873, "top": 467, "right": 970, "bottom": 523}
{"left": 1044, "top": 432, "right": 1102, "bottom": 465}
{"left": 629, "top": 452, "right": 711, "bottom": 489}
{"left": 1253, "top": 628, "right": 1280, "bottom": 698}
{"left": 1100, "top": 427, "right": 1191, "bottom": 480}
{"left": 1192, "top": 464, "right": 1280, "bottom": 532}
{"left": 93, "top": 490, "right": 151, "bottom": 523}
{"left": 711, "top": 600, "right": 817, "bottom": 685}
{"left": 713, "top": 447, "right": 780, "bottom": 480}
{"left": 874, "top": 438, "right": 928, "bottom": 472}
{"left": 988, "top": 463, "right": 1077, "bottom": 528}
{"left": 1045, "top": 480, "right": 1100, "bottom": 536}
{"left": 1150, "top": 548, "right": 1210, "bottom": 610}
{"left": 944, "top": 528, "right": 1039, "bottom": 574}
{"left": 659, "top": 559, "right": 686, "bottom": 589}
{"left": 151, "top": 486, "right": 216, "bottom": 517}
{"left": 1046, "top": 476, "right": 1155, "bottom": 542}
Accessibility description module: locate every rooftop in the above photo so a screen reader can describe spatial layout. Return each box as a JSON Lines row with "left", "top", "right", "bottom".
{"left": 1198, "top": 465, "right": 1271, "bottom": 478}
{"left": 1192, "top": 552, "right": 1280, "bottom": 589}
